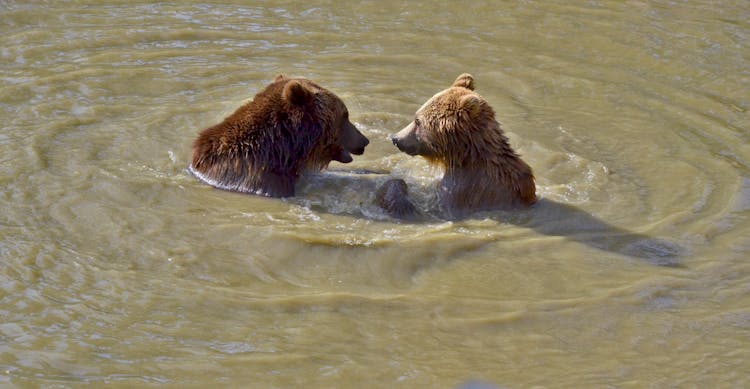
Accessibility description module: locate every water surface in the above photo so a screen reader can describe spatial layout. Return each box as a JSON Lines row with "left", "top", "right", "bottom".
{"left": 1, "top": 1, "right": 749, "bottom": 387}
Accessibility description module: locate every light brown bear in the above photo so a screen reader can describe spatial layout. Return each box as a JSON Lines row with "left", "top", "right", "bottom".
{"left": 386, "top": 73, "right": 536, "bottom": 219}
{"left": 190, "top": 75, "right": 369, "bottom": 197}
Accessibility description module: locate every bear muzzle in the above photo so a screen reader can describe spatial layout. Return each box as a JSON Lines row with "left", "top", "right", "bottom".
{"left": 333, "top": 148, "right": 354, "bottom": 163}
{"left": 340, "top": 122, "right": 369, "bottom": 156}
{"left": 347, "top": 139, "right": 368, "bottom": 156}
{"left": 334, "top": 122, "right": 369, "bottom": 163}
{"left": 390, "top": 122, "right": 422, "bottom": 156}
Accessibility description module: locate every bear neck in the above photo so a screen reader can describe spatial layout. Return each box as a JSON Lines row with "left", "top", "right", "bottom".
{"left": 437, "top": 122, "right": 535, "bottom": 217}
{"left": 442, "top": 146, "right": 529, "bottom": 177}
{"left": 442, "top": 120, "right": 527, "bottom": 174}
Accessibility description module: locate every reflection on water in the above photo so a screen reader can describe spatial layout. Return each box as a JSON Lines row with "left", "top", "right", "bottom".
{"left": 1, "top": 1, "right": 749, "bottom": 387}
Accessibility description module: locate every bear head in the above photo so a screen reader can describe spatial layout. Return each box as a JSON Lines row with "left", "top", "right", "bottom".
{"left": 390, "top": 73, "right": 495, "bottom": 168}
{"left": 271, "top": 74, "right": 369, "bottom": 167}
{"left": 190, "top": 75, "right": 369, "bottom": 197}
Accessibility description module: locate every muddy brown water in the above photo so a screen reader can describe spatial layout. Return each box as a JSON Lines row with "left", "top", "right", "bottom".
{"left": 2, "top": 1, "right": 749, "bottom": 387}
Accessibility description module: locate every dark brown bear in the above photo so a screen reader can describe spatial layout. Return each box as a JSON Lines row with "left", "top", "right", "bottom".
{"left": 386, "top": 73, "right": 536, "bottom": 219}
{"left": 190, "top": 75, "right": 369, "bottom": 197}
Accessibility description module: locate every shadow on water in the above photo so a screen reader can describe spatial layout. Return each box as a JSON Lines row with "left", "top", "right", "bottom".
{"left": 300, "top": 171, "right": 686, "bottom": 267}
{"left": 512, "top": 198, "right": 685, "bottom": 267}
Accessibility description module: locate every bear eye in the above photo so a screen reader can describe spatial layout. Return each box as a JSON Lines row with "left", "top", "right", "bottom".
{"left": 344, "top": 110, "right": 349, "bottom": 120}
{"left": 414, "top": 118, "right": 421, "bottom": 127}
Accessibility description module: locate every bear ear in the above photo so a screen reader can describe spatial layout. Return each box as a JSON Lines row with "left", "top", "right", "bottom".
{"left": 452, "top": 73, "right": 475, "bottom": 90}
{"left": 282, "top": 79, "right": 313, "bottom": 106}
{"left": 274, "top": 74, "right": 287, "bottom": 82}
{"left": 459, "top": 94, "right": 482, "bottom": 117}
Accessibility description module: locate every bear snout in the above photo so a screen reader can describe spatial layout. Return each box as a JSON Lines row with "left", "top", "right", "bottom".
{"left": 391, "top": 137, "right": 418, "bottom": 156}
{"left": 390, "top": 134, "right": 411, "bottom": 154}
{"left": 340, "top": 122, "right": 369, "bottom": 156}
{"left": 390, "top": 123, "right": 422, "bottom": 156}
{"left": 350, "top": 136, "right": 368, "bottom": 155}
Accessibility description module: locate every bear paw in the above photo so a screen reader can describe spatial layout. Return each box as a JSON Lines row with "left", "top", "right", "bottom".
{"left": 375, "top": 178, "right": 419, "bottom": 220}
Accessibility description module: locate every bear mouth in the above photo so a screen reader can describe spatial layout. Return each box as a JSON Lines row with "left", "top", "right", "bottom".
{"left": 333, "top": 149, "right": 354, "bottom": 163}
{"left": 333, "top": 140, "right": 367, "bottom": 163}
{"left": 397, "top": 146, "right": 419, "bottom": 156}
{"left": 348, "top": 145, "right": 366, "bottom": 156}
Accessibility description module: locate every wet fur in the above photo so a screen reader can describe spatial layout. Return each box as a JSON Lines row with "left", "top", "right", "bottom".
{"left": 375, "top": 178, "right": 419, "bottom": 220}
{"left": 389, "top": 73, "right": 536, "bottom": 219}
{"left": 191, "top": 75, "right": 367, "bottom": 197}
